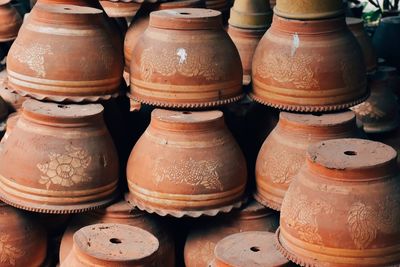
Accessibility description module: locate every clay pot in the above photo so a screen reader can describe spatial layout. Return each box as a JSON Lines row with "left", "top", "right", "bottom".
{"left": 100, "top": 0, "right": 141, "bottom": 17}
{"left": 0, "top": 202, "right": 48, "bottom": 267}
{"left": 373, "top": 16, "right": 400, "bottom": 69}
{"left": 2, "top": 112, "right": 18, "bottom": 142}
{"left": 129, "top": 8, "right": 243, "bottom": 108}
{"left": 251, "top": 15, "right": 367, "bottom": 112}
{"left": 351, "top": 68, "right": 399, "bottom": 133}
{"left": 62, "top": 223, "right": 159, "bottom": 267}
{"left": 123, "top": 0, "right": 205, "bottom": 73}
{"left": 184, "top": 200, "right": 279, "bottom": 267}
{"left": 0, "top": 100, "right": 119, "bottom": 213}
{"left": 210, "top": 231, "right": 291, "bottom": 267}
{"left": 346, "top": 17, "right": 377, "bottom": 73}
{"left": 126, "top": 109, "right": 247, "bottom": 217}
{"left": 35, "top": 0, "right": 101, "bottom": 7}
{"left": 274, "top": 0, "right": 344, "bottom": 19}
{"left": 276, "top": 138, "right": 400, "bottom": 267}
{"left": 228, "top": 0, "right": 272, "bottom": 29}
{"left": 0, "top": 70, "right": 26, "bottom": 112}
{"left": 0, "top": 0, "right": 22, "bottom": 42}
{"left": 255, "top": 111, "right": 364, "bottom": 211}
{"left": 60, "top": 200, "right": 175, "bottom": 266}
{"left": 6, "top": 4, "right": 123, "bottom": 103}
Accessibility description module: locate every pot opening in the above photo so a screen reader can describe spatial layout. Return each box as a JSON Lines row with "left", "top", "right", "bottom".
{"left": 250, "top": 246, "right": 260, "bottom": 252}
{"left": 344, "top": 151, "right": 357, "bottom": 156}
{"left": 110, "top": 238, "right": 122, "bottom": 244}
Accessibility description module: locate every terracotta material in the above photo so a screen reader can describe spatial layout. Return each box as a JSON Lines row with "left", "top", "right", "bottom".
{"left": 373, "top": 16, "right": 400, "bottom": 69}
{"left": 0, "top": 100, "right": 119, "bottom": 213}
{"left": 255, "top": 111, "right": 364, "bottom": 211}
{"left": 0, "top": 202, "right": 47, "bottom": 267}
{"left": 60, "top": 200, "right": 175, "bottom": 266}
{"left": 6, "top": 4, "right": 123, "bottom": 103}
{"left": 211, "top": 231, "right": 291, "bottom": 267}
{"left": 274, "top": 0, "right": 344, "bottom": 19}
{"left": 35, "top": 0, "right": 101, "bottom": 6}
{"left": 228, "top": 0, "right": 272, "bottom": 29}
{"left": 129, "top": 8, "right": 243, "bottom": 108}
{"left": 62, "top": 223, "right": 159, "bottom": 267}
{"left": 276, "top": 138, "right": 400, "bottom": 267}
{"left": 352, "top": 68, "right": 399, "bottom": 133}
{"left": 0, "top": 0, "right": 22, "bottom": 42}
{"left": 184, "top": 200, "right": 279, "bottom": 267}
{"left": 126, "top": 109, "right": 247, "bottom": 217}
{"left": 100, "top": 0, "right": 141, "bottom": 17}
{"left": 0, "top": 69, "right": 26, "bottom": 112}
{"left": 2, "top": 112, "right": 18, "bottom": 142}
{"left": 124, "top": 0, "right": 205, "bottom": 73}
{"left": 251, "top": 15, "right": 368, "bottom": 112}
{"left": 346, "top": 17, "right": 377, "bottom": 73}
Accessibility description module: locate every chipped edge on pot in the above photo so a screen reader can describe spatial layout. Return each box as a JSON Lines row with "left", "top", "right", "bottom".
{"left": 127, "top": 93, "right": 244, "bottom": 109}
{"left": 126, "top": 196, "right": 247, "bottom": 218}
{"left": 253, "top": 193, "right": 281, "bottom": 211}
{"left": 248, "top": 92, "right": 370, "bottom": 112}
{"left": 274, "top": 227, "right": 315, "bottom": 267}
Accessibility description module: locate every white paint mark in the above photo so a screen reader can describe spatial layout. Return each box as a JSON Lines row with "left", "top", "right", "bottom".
{"left": 291, "top": 33, "right": 299, "bottom": 57}
{"left": 176, "top": 48, "right": 187, "bottom": 64}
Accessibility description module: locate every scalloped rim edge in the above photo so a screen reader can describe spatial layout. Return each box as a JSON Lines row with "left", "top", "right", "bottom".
{"left": 253, "top": 192, "right": 281, "bottom": 211}
{"left": 125, "top": 194, "right": 247, "bottom": 218}
{"left": 249, "top": 92, "right": 370, "bottom": 112}
{"left": 127, "top": 93, "right": 244, "bottom": 109}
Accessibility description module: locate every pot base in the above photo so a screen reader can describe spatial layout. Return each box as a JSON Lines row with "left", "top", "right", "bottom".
{"left": 253, "top": 192, "right": 281, "bottom": 211}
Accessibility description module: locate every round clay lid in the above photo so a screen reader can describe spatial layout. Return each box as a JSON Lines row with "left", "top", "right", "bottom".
{"left": 214, "top": 231, "right": 289, "bottom": 267}
{"left": 307, "top": 138, "right": 397, "bottom": 176}
{"left": 73, "top": 223, "right": 159, "bottom": 265}
{"left": 280, "top": 110, "right": 356, "bottom": 128}
{"left": 149, "top": 8, "right": 222, "bottom": 30}
{"left": 31, "top": 4, "right": 103, "bottom": 24}
{"left": 22, "top": 99, "right": 104, "bottom": 124}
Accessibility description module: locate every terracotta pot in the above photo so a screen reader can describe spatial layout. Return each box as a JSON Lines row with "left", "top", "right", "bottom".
{"left": 210, "top": 231, "right": 291, "bottom": 267}
{"left": 351, "top": 68, "right": 399, "bottom": 134}
{"left": 228, "top": 0, "right": 272, "bottom": 29}
{"left": 251, "top": 15, "right": 368, "bottom": 112}
{"left": 255, "top": 111, "right": 364, "bottom": 211}
{"left": 276, "top": 138, "right": 400, "bottom": 267}
{"left": 123, "top": 0, "right": 205, "bottom": 73}
{"left": 274, "top": 0, "right": 344, "bottom": 19}
{"left": 373, "top": 16, "right": 400, "bottom": 70}
{"left": 35, "top": 0, "right": 101, "bottom": 7}
{"left": 126, "top": 109, "right": 247, "bottom": 217}
{"left": 100, "top": 0, "right": 141, "bottom": 18}
{"left": 0, "top": 100, "right": 119, "bottom": 213}
{"left": 227, "top": 26, "right": 266, "bottom": 86}
{"left": 2, "top": 112, "right": 18, "bottom": 142}
{"left": 0, "top": 202, "right": 47, "bottom": 267}
{"left": 62, "top": 223, "right": 159, "bottom": 267}
{"left": 6, "top": 4, "right": 123, "bottom": 103}
{"left": 0, "top": 0, "right": 22, "bottom": 42}
{"left": 60, "top": 200, "right": 175, "bottom": 266}
{"left": 346, "top": 17, "right": 377, "bottom": 73}
{"left": 129, "top": 8, "right": 243, "bottom": 108}
{"left": 184, "top": 200, "right": 279, "bottom": 267}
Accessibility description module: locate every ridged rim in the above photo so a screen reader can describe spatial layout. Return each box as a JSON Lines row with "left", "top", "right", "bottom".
{"left": 127, "top": 93, "right": 244, "bottom": 108}
{"left": 125, "top": 194, "right": 247, "bottom": 218}
{"left": 253, "top": 192, "right": 281, "bottom": 211}
{"left": 248, "top": 91, "right": 370, "bottom": 112}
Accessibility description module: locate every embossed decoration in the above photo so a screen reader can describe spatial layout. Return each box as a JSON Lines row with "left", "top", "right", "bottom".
{"left": 13, "top": 43, "right": 53, "bottom": 78}
{"left": 37, "top": 145, "right": 92, "bottom": 189}
{"left": 256, "top": 51, "right": 321, "bottom": 89}
{"left": 282, "top": 187, "right": 333, "bottom": 245}
{"left": 139, "top": 47, "right": 221, "bottom": 82}
{"left": 155, "top": 158, "right": 223, "bottom": 190}
{"left": 0, "top": 234, "right": 24, "bottom": 266}
{"left": 348, "top": 197, "right": 399, "bottom": 249}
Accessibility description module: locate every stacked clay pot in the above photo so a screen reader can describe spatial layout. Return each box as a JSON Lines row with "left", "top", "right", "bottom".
{"left": 184, "top": 200, "right": 279, "bottom": 267}
{"left": 126, "top": 109, "right": 247, "bottom": 217}
{"left": 210, "top": 231, "right": 291, "bottom": 267}
{"left": 99, "top": 0, "right": 141, "bottom": 18}
{"left": 251, "top": 0, "right": 367, "bottom": 111}
{"left": 0, "top": 100, "right": 119, "bottom": 213}
{"left": 62, "top": 223, "right": 160, "bottom": 267}
{"left": 227, "top": 0, "right": 273, "bottom": 85}
{"left": 276, "top": 139, "right": 400, "bottom": 266}
{"left": 6, "top": 3, "right": 123, "bottom": 102}
{"left": 205, "top": 0, "right": 230, "bottom": 24}
{"left": 255, "top": 111, "right": 363, "bottom": 211}
{"left": 0, "top": 0, "right": 22, "bottom": 42}
{"left": 60, "top": 200, "right": 175, "bottom": 266}
{"left": 129, "top": 8, "right": 243, "bottom": 108}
